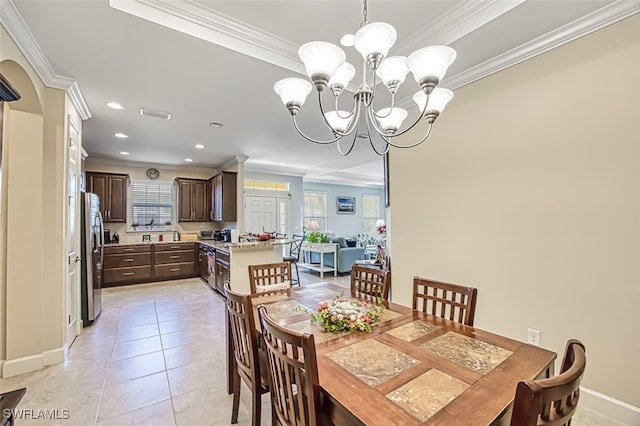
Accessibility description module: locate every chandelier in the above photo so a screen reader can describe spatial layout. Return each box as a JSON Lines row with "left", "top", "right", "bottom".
{"left": 273, "top": 0, "right": 457, "bottom": 156}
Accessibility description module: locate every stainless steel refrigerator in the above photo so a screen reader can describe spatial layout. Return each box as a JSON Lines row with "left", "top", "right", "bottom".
{"left": 80, "top": 192, "right": 104, "bottom": 325}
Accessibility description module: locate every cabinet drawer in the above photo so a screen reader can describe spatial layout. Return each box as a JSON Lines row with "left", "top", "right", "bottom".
{"left": 104, "top": 253, "right": 151, "bottom": 269}
{"left": 155, "top": 262, "right": 195, "bottom": 278}
{"left": 155, "top": 250, "right": 195, "bottom": 264}
{"left": 105, "top": 245, "right": 151, "bottom": 255}
{"left": 103, "top": 266, "right": 152, "bottom": 283}
{"left": 216, "top": 249, "right": 230, "bottom": 263}
{"left": 154, "top": 243, "right": 196, "bottom": 252}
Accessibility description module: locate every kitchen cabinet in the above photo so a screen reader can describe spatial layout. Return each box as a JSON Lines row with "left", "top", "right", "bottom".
{"left": 198, "top": 244, "right": 209, "bottom": 280}
{"left": 86, "top": 172, "right": 128, "bottom": 223}
{"left": 214, "top": 248, "right": 230, "bottom": 293}
{"left": 154, "top": 243, "right": 196, "bottom": 279}
{"left": 210, "top": 171, "right": 237, "bottom": 222}
{"left": 103, "top": 245, "right": 152, "bottom": 286}
{"left": 176, "top": 178, "right": 209, "bottom": 222}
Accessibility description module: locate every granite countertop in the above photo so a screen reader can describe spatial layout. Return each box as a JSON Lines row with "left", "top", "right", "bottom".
{"left": 105, "top": 238, "right": 291, "bottom": 251}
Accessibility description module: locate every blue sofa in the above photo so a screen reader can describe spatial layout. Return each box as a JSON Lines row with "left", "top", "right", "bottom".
{"left": 307, "top": 237, "right": 365, "bottom": 273}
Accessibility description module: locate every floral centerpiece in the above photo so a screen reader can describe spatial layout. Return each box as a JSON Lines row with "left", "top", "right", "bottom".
{"left": 295, "top": 291, "right": 385, "bottom": 333}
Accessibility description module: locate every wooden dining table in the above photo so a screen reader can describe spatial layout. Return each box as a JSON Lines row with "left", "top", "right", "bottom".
{"left": 248, "top": 282, "right": 556, "bottom": 425}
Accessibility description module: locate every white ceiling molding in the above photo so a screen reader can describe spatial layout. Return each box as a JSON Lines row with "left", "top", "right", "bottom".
{"left": 109, "top": 0, "right": 305, "bottom": 75}
{"left": 395, "top": 0, "right": 526, "bottom": 55}
{"left": 0, "top": 0, "right": 91, "bottom": 120}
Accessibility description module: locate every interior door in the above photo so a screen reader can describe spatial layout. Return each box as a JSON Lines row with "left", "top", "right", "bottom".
{"left": 67, "top": 118, "right": 80, "bottom": 347}
{"left": 245, "top": 196, "right": 277, "bottom": 234}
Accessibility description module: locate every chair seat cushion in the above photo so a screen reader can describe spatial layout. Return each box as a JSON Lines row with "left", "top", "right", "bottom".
{"left": 283, "top": 256, "right": 298, "bottom": 263}
{"left": 255, "top": 281, "right": 291, "bottom": 293}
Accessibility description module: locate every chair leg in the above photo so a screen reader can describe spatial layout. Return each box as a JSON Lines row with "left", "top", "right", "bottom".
{"left": 231, "top": 371, "right": 240, "bottom": 424}
{"left": 293, "top": 262, "right": 300, "bottom": 286}
{"left": 251, "top": 388, "right": 262, "bottom": 426}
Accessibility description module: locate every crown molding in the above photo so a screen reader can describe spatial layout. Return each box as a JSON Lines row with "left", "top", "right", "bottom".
{"left": 109, "top": 0, "right": 304, "bottom": 75}
{"left": 85, "top": 156, "right": 217, "bottom": 174}
{"left": 0, "top": 0, "right": 91, "bottom": 119}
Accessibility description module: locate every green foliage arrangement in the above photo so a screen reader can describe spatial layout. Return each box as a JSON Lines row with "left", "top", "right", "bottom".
{"left": 305, "top": 231, "right": 329, "bottom": 243}
{"left": 294, "top": 291, "right": 385, "bottom": 333}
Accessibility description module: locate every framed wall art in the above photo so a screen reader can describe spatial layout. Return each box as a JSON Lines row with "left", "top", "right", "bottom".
{"left": 336, "top": 196, "right": 356, "bottom": 214}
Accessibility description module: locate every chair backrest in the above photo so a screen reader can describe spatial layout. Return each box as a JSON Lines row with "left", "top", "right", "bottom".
{"left": 275, "top": 232, "right": 287, "bottom": 239}
{"left": 412, "top": 276, "right": 478, "bottom": 326}
{"left": 258, "top": 305, "right": 321, "bottom": 426}
{"left": 248, "top": 261, "right": 292, "bottom": 294}
{"left": 350, "top": 264, "right": 391, "bottom": 299}
{"left": 289, "top": 234, "right": 304, "bottom": 260}
{"left": 510, "top": 339, "right": 586, "bottom": 426}
{"left": 223, "top": 282, "right": 261, "bottom": 386}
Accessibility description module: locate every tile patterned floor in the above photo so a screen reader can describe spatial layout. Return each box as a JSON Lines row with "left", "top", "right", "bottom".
{"left": 0, "top": 270, "right": 626, "bottom": 425}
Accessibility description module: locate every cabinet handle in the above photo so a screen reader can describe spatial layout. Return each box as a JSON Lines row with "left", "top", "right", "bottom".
{"left": 170, "top": 268, "right": 181, "bottom": 272}
{"left": 121, "top": 272, "right": 135, "bottom": 276}
{"left": 170, "top": 255, "right": 181, "bottom": 259}
{"left": 124, "top": 248, "right": 135, "bottom": 252}
{"left": 123, "top": 259, "right": 135, "bottom": 262}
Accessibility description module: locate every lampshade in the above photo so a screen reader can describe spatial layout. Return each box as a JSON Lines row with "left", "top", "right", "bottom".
{"left": 376, "top": 56, "right": 409, "bottom": 90}
{"left": 407, "top": 45, "right": 457, "bottom": 84}
{"left": 298, "top": 41, "right": 346, "bottom": 84}
{"left": 306, "top": 218, "right": 320, "bottom": 231}
{"left": 354, "top": 22, "right": 397, "bottom": 62}
{"left": 328, "top": 62, "right": 356, "bottom": 91}
{"left": 375, "top": 219, "right": 385, "bottom": 228}
{"left": 413, "top": 87, "right": 454, "bottom": 114}
{"left": 325, "top": 110, "right": 353, "bottom": 133}
{"left": 273, "top": 78, "right": 313, "bottom": 108}
{"left": 375, "top": 107, "right": 407, "bottom": 134}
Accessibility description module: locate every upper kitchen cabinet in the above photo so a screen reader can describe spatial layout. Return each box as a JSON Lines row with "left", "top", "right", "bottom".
{"left": 176, "top": 178, "right": 209, "bottom": 222}
{"left": 86, "top": 172, "right": 129, "bottom": 223}
{"left": 210, "top": 171, "right": 237, "bottom": 222}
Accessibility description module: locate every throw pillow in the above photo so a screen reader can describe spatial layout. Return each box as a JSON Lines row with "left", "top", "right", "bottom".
{"left": 331, "top": 236, "right": 348, "bottom": 248}
{"left": 346, "top": 239, "right": 357, "bottom": 247}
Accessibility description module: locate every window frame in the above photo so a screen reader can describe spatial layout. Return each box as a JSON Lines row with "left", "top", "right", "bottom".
{"left": 130, "top": 180, "right": 174, "bottom": 232}
{"left": 303, "top": 191, "right": 327, "bottom": 233}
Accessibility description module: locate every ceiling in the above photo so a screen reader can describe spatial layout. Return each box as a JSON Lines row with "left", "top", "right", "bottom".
{"left": 3, "top": 0, "right": 637, "bottom": 185}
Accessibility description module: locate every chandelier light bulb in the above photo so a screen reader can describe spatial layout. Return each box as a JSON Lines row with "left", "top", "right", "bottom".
{"left": 273, "top": 78, "right": 313, "bottom": 114}
{"left": 328, "top": 62, "right": 356, "bottom": 95}
{"left": 376, "top": 56, "right": 409, "bottom": 93}
{"left": 408, "top": 45, "right": 457, "bottom": 92}
{"left": 354, "top": 22, "right": 397, "bottom": 68}
{"left": 298, "top": 41, "right": 346, "bottom": 88}
{"left": 376, "top": 107, "right": 408, "bottom": 134}
{"left": 325, "top": 111, "right": 352, "bottom": 133}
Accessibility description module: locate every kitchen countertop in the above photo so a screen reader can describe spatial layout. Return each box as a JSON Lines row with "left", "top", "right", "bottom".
{"left": 105, "top": 238, "right": 292, "bottom": 252}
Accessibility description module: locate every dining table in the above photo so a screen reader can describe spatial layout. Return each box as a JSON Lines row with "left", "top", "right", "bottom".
{"left": 247, "top": 282, "right": 557, "bottom": 425}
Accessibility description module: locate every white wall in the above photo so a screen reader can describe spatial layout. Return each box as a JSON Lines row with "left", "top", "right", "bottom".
{"left": 390, "top": 14, "right": 639, "bottom": 414}
{"left": 303, "top": 182, "right": 384, "bottom": 237}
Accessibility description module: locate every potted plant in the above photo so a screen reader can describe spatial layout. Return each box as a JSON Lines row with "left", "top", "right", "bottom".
{"left": 305, "top": 231, "right": 329, "bottom": 243}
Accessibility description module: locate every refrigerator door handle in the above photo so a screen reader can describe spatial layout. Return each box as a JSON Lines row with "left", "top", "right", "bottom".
{"left": 96, "top": 210, "right": 105, "bottom": 269}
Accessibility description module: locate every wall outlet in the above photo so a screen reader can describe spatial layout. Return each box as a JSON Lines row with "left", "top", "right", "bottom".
{"left": 527, "top": 328, "right": 541, "bottom": 346}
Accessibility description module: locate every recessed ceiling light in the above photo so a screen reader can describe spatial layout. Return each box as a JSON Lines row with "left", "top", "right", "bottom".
{"left": 106, "top": 101, "right": 125, "bottom": 110}
{"left": 209, "top": 122, "right": 223, "bottom": 128}
{"left": 119, "top": 151, "right": 130, "bottom": 156}
{"left": 114, "top": 132, "right": 128, "bottom": 138}
{"left": 195, "top": 144, "right": 205, "bottom": 149}
{"left": 340, "top": 34, "right": 355, "bottom": 47}
{"left": 185, "top": 158, "right": 193, "bottom": 162}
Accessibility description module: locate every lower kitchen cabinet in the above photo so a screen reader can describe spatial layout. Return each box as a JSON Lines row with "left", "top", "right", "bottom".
{"left": 102, "top": 243, "right": 197, "bottom": 286}
{"left": 214, "top": 248, "right": 230, "bottom": 293}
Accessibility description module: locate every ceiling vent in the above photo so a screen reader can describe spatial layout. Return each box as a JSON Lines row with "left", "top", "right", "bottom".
{"left": 139, "top": 108, "right": 172, "bottom": 120}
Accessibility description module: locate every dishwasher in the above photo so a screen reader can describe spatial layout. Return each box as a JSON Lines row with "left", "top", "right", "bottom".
{"left": 206, "top": 247, "right": 216, "bottom": 290}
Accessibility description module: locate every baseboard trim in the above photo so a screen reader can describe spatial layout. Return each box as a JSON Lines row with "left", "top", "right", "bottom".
{"left": 581, "top": 386, "right": 640, "bottom": 425}
{"left": 1, "top": 347, "right": 65, "bottom": 378}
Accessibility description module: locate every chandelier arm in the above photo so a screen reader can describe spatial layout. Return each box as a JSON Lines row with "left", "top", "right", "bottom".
{"left": 364, "top": 116, "right": 391, "bottom": 156}
{"left": 336, "top": 126, "right": 359, "bottom": 156}
{"left": 333, "top": 95, "right": 357, "bottom": 120}
{"left": 291, "top": 115, "right": 340, "bottom": 145}
{"left": 371, "top": 92, "right": 395, "bottom": 119}
{"left": 318, "top": 90, "right": 358, "bottom": 137}
{"left": 374, "top": 92, "right": 431, "bottom": 139}
{"left": 365, "top": 103, "right": 393, "bottom": 136}
{"left": 385, "top": 122, "right": 434, "bottom": 149}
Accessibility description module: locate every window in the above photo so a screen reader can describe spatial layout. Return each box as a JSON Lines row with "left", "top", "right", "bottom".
{"left": 131, "top": 181, "right": 173, "bottom": 230}
{"left": 362, "top": 195, "right": 380, "bottom": 235}
{"left": 304, "top": 192, "right": 327, "bottom": 232}
{"left": 244, "top": 179, "right": 289, "bottom": 191}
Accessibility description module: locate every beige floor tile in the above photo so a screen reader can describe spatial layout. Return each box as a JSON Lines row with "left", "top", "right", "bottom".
{"left": 167, "top": 357, "right": 225, "bottom": 397}
{"left": 158, "top": 318, "right": 197, "bottom": 335}
{"left": 98, "top": 372, "right": 170, "bottom": 421}
{"left": 111, "top": 335, "right": 163, "bottom": 361}
{"left": 97, "top": 399, "right": 176, "bottom": 426}
{"left": 160, "top": 328, "right": 207, "bottom": 350}
{"left": 115, "top": 323, "right": 159, "bottom": 343}
{"left": 105, "top": 351, "right": 166, "bottom": 386}
{"left": 172, "top": 385, "right": 239, "bottom": 426}
{"left": 162, "top": 339, "right": 221, "bottom": 370}
{"left": 18, "top": 388, "right": 102, "bottom": 426}
{"left": 117, "top": 313, "right": 158, "bottom": 329}
{"left": 28, "top": 363, "right": 108, "bottom": 406}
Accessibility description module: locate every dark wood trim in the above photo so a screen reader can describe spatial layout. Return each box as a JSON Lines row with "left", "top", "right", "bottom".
{"left": 0, "top": 73, "right": 20, "bottom": 102}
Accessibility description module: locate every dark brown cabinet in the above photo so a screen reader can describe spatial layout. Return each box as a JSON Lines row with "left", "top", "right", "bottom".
{"left": 210, "top": 171, "right": 237, "bottom": 222}
{"left": 176, "top": 178, "right": 209, "bottom": 222}
{"left": 103, "top": 245, "right": 152, "bottom": 286}
{"left": 214, "top": 248, "right": 230, "bottom": 293}
{"left": 198, "top": 244, "right": 209, "bottom": 280}
{"left": 86, "top": 172, "right": 128, "bottom": 223}
{"left": 154, "top": 243, "right": 196, "bottom": 279}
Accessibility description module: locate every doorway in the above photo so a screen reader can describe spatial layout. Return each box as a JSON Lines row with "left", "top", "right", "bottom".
{"left": 66, "top": 118, "right": 81, "bottom": 348}
{"left": 245, "top": 195, "right": 289, "bottom": 235}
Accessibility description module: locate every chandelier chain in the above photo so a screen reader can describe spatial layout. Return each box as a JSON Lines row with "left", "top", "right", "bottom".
{"left": 361, "top": 0, "right": 368, "bottom": 27}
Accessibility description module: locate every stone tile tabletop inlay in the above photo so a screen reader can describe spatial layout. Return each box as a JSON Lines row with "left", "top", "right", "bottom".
{"left": 287, "top": 319, "right": 350, "bottom": 343}
{"left": 420, "top": 332, "right": 513, "bottom": 374}
{"left": 386, "top": 320, "right": 441, "bottom": 342}
{"left": 295, "top": 287, "right": 338, "bottom": 300}
{"left": 262, "top": 300, "right": 312, "bottom": 321}
{"left": 386, "top": 368, "right": 469, "bottom": 422}
{"left": 326, "top": 339, "right": 420, "bottom": 387}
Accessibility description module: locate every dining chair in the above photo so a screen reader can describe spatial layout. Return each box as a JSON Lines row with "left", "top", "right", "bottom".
{"left": 223, "top": 283, "right": 272, "bottom": 426}
{"left": 510, "top": 339, "right": 586, "bottom": 426}
{"left": 283, "top": 234, "right": 304, "bottom": 286}
{"left": 350, "top": 264, "right": 391, "bottom": 300}
{"left": 412, "top": 276, "right": 478, "bottom": 326}
{"left": 248, "top": 261, "right": 293, "bottom": 294}
{"left": 257, "top": 305, "right": 322, "bottom": 426}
